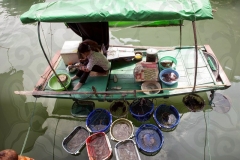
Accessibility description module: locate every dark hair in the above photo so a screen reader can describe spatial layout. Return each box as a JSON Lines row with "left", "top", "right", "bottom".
{"left": 78, "top": 42, "right": 90, "bottom": 54}
{"left": 78, "top": 39, "right": 100, "bottom": 54}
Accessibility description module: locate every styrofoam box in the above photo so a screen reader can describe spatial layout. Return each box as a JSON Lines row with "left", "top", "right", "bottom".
{"left": 60, "top": 41, "right": 80, "bottom": 65}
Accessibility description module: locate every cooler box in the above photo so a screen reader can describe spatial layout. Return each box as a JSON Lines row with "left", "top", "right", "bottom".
{"left": 60, "top": 41, "right": 80, "bottom": 65}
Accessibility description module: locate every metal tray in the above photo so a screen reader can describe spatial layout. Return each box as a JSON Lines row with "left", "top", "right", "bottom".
{"left": 62, "top": 126, "right": 90, "bottom": 155}
{"left": 115, "top": 139, "right": 141, "bottom": 160}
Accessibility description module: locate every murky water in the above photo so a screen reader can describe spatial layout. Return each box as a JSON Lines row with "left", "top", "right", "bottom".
{"left": 0, "top": 0, "right": 240, "bottom": 160}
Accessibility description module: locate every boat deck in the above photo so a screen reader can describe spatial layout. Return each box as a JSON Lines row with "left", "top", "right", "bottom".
{"left": 18, "top": 45, "right": 230, "bottom": 100}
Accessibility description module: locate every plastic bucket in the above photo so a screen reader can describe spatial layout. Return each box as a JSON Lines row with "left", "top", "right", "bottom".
{"left": 86, "top": 108, "right": 112, "bottom": 133}
{"left": 159, "top": 56, "right": 177, "bottom": 70}
{"left": 110, "top": 118, "right": 134, "bottom": 142}
{"left": 135, "top": 124, "right": 164, "bottom": 156}
{"left": 129, "top": 98, "right": 154, "bottom": 122}
{"left": 153, "top": 104, "right": 180, "bottom": 131}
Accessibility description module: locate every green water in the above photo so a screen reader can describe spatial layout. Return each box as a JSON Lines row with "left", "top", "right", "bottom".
{"left": 0, "top": 0, "right": 240, "bottom": 160}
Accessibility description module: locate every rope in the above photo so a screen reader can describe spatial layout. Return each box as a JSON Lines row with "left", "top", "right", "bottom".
{"left": 204, "top": 109, "right": 212, "bottom": 160}
{"left": 20, "top": 97, "right": 38, "bottom": 155}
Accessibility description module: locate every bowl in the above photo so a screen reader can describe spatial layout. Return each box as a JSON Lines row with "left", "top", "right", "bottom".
{"left": 48, "top": 73, "right": 71, "bottom": 91}
{"left": 159, "top": 56, "right": 177, "bottom": 70}
{"left": 159, "top": 68, "right": 179, "bottom": 86}
{"left": 134, "top": 52, "right": 143, "bottom": 61}
{"left": 141, "top": 81, "right": 161, "bottom": 95}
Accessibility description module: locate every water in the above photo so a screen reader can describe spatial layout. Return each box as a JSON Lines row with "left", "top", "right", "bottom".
{"left": 0, "top": 0, "right": 240, "bottom": 160}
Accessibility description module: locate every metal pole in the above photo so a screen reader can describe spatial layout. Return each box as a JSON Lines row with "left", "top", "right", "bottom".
{"left": 192, "top": 21, "right": 198, "bottom": 91}
{"left": 37, "top": 21, "right": 68, "bottom": 91}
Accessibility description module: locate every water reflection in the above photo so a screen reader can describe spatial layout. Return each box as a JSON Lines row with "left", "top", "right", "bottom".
{"left": 0, "top": 0, "right": 45, "bottom": 16}
{"left": 0, "top": 68, "right": 47, "bottom": 154}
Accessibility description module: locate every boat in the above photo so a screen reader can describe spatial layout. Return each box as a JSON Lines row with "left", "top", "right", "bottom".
{"left": 15, "top": 0, "right": 231, "bottom": 102}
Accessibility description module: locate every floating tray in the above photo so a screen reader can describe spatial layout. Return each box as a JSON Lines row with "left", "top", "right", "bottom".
{"left": 135, "top": 124, "right": 164, "bottom": 156}
{"left": 86, "top": 132, "right": 112, "bottom": 160}
{"left": 86, "top": 108, "right": 112, "bottom": 133}
{"left": 110, "top": 118, "right": 134, "bottom": 142}
{"left": 153, "top": 104, "right": 180, "bottom": 131}
{"left": 115, "top": 139, "right": 141, "bottom": 160}
{"left": 62, "top": 126, "right": 90, "bottom": 155}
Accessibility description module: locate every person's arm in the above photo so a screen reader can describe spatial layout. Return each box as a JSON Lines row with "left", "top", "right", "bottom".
{"left": 78, "top": 65, "right": 90, "bottom": 72}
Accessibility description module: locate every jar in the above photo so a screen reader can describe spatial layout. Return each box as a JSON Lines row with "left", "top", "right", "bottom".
{"left": 146, "top": 48, "right": 158, "bottom": 62}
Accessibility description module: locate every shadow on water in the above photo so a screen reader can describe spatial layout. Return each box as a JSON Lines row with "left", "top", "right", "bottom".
{"left": 0, "top": 68, "right": 48, "bottom": 153}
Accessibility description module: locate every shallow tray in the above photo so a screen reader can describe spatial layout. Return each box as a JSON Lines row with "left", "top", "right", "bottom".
{"left": 62, "top": 126, "right": 90, "bottom": 155}
{"left": 115, "top": 139, "right": 141, "bottom": 160}
{"left": 86, "top": 132, "right": 112, "bottom": 160}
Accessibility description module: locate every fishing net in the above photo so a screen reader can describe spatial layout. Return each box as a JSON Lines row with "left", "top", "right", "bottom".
{"left": 182, "top": 93, "right": 205, "bottom": 112}
{"left": 109, "top": 100, "right": 128, "bottom": 118}
{"left": 209, "top": 93, "right": 231, "bottom": 113}
{"left": 71, "top": 100, "right": 95, "bottom": 118}
{"left": 129, "top": 98, "right": 154, "bottom": 121}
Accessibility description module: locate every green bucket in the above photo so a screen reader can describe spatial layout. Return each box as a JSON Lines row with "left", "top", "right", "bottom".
{"left": 159, "top": 56, "right": 177, "bottom": 70}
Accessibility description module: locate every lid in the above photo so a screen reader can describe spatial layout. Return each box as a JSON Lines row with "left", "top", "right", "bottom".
{"left": 60, "top": 41, "right": 80, "bottom": 54}
{"left": 146, "top": 48, "right": 158, "bottom": 54}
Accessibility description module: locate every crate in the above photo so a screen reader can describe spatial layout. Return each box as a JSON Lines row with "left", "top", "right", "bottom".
{"left": 60, "top": 41, "right": 80, "bottom": 65}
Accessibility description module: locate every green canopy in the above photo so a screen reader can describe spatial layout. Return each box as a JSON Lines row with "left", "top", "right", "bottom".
{"left": 20, "top": 0, "right": 213, "bottom": 25}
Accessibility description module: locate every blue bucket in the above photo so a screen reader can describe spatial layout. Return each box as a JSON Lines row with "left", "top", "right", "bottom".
{"left": 135, "top": 124, "right": 164, "bottom": 156}
{"left": 86, "top": 108, "right": 112, "bottom": 133}
{"left": 129, "top": 98, "right": 154, "bottom": 121}
{"left": 153, "top": 104, "right": 180, "bottom": 131}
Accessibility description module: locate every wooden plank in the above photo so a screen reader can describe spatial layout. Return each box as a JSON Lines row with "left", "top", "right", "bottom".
{"left": 204, "top": 45, "right": 231, "bottom": 87}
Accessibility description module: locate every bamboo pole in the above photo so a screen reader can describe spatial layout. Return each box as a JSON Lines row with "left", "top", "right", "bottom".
{"left": 14, "top": 84, "right": 226, "bottom": 96}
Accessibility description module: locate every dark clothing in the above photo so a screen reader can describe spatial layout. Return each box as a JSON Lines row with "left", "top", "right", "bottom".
{"left": 66, "top": 22, "right": 109, "bottom": 50}
{"left": 76, "top": 65, "right": 106, "bottom": 83}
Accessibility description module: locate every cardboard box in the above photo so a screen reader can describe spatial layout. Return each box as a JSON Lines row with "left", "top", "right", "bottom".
{"left": 60, "top": 41, "right": 80, "bottom": 65}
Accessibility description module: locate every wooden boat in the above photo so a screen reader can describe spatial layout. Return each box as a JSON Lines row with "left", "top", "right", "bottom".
{"left": 15, "top": 0, "right": 231, "bottom": 101}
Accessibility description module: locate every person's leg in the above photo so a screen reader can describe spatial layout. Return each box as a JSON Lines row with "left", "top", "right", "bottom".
{"left": 73, "top": 65, "right": 107, "bottom": 90}
{"left": 71, "top": 70, "right": 84, "bottom": 81}
{"left": 73, "top": 71, "right": 90, "bottom": 90}
{"left": 91, "top": 65, "right": 106, "bottom": 73}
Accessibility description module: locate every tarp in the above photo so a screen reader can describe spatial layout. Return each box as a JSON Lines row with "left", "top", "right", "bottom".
{"left": 20, "top": 0, "right": 213, "bottom": 24}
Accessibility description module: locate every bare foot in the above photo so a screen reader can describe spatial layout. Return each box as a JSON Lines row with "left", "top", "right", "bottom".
{"left": 71, "top": 75, "right": 79, "bottom": 81}
{"left": 73, "top": 82, "right": 83, "bottom": 90}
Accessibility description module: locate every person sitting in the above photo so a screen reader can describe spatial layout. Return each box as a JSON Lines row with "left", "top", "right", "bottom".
{"left": 71, "top": 39, "right": 110, "bottom": 90}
